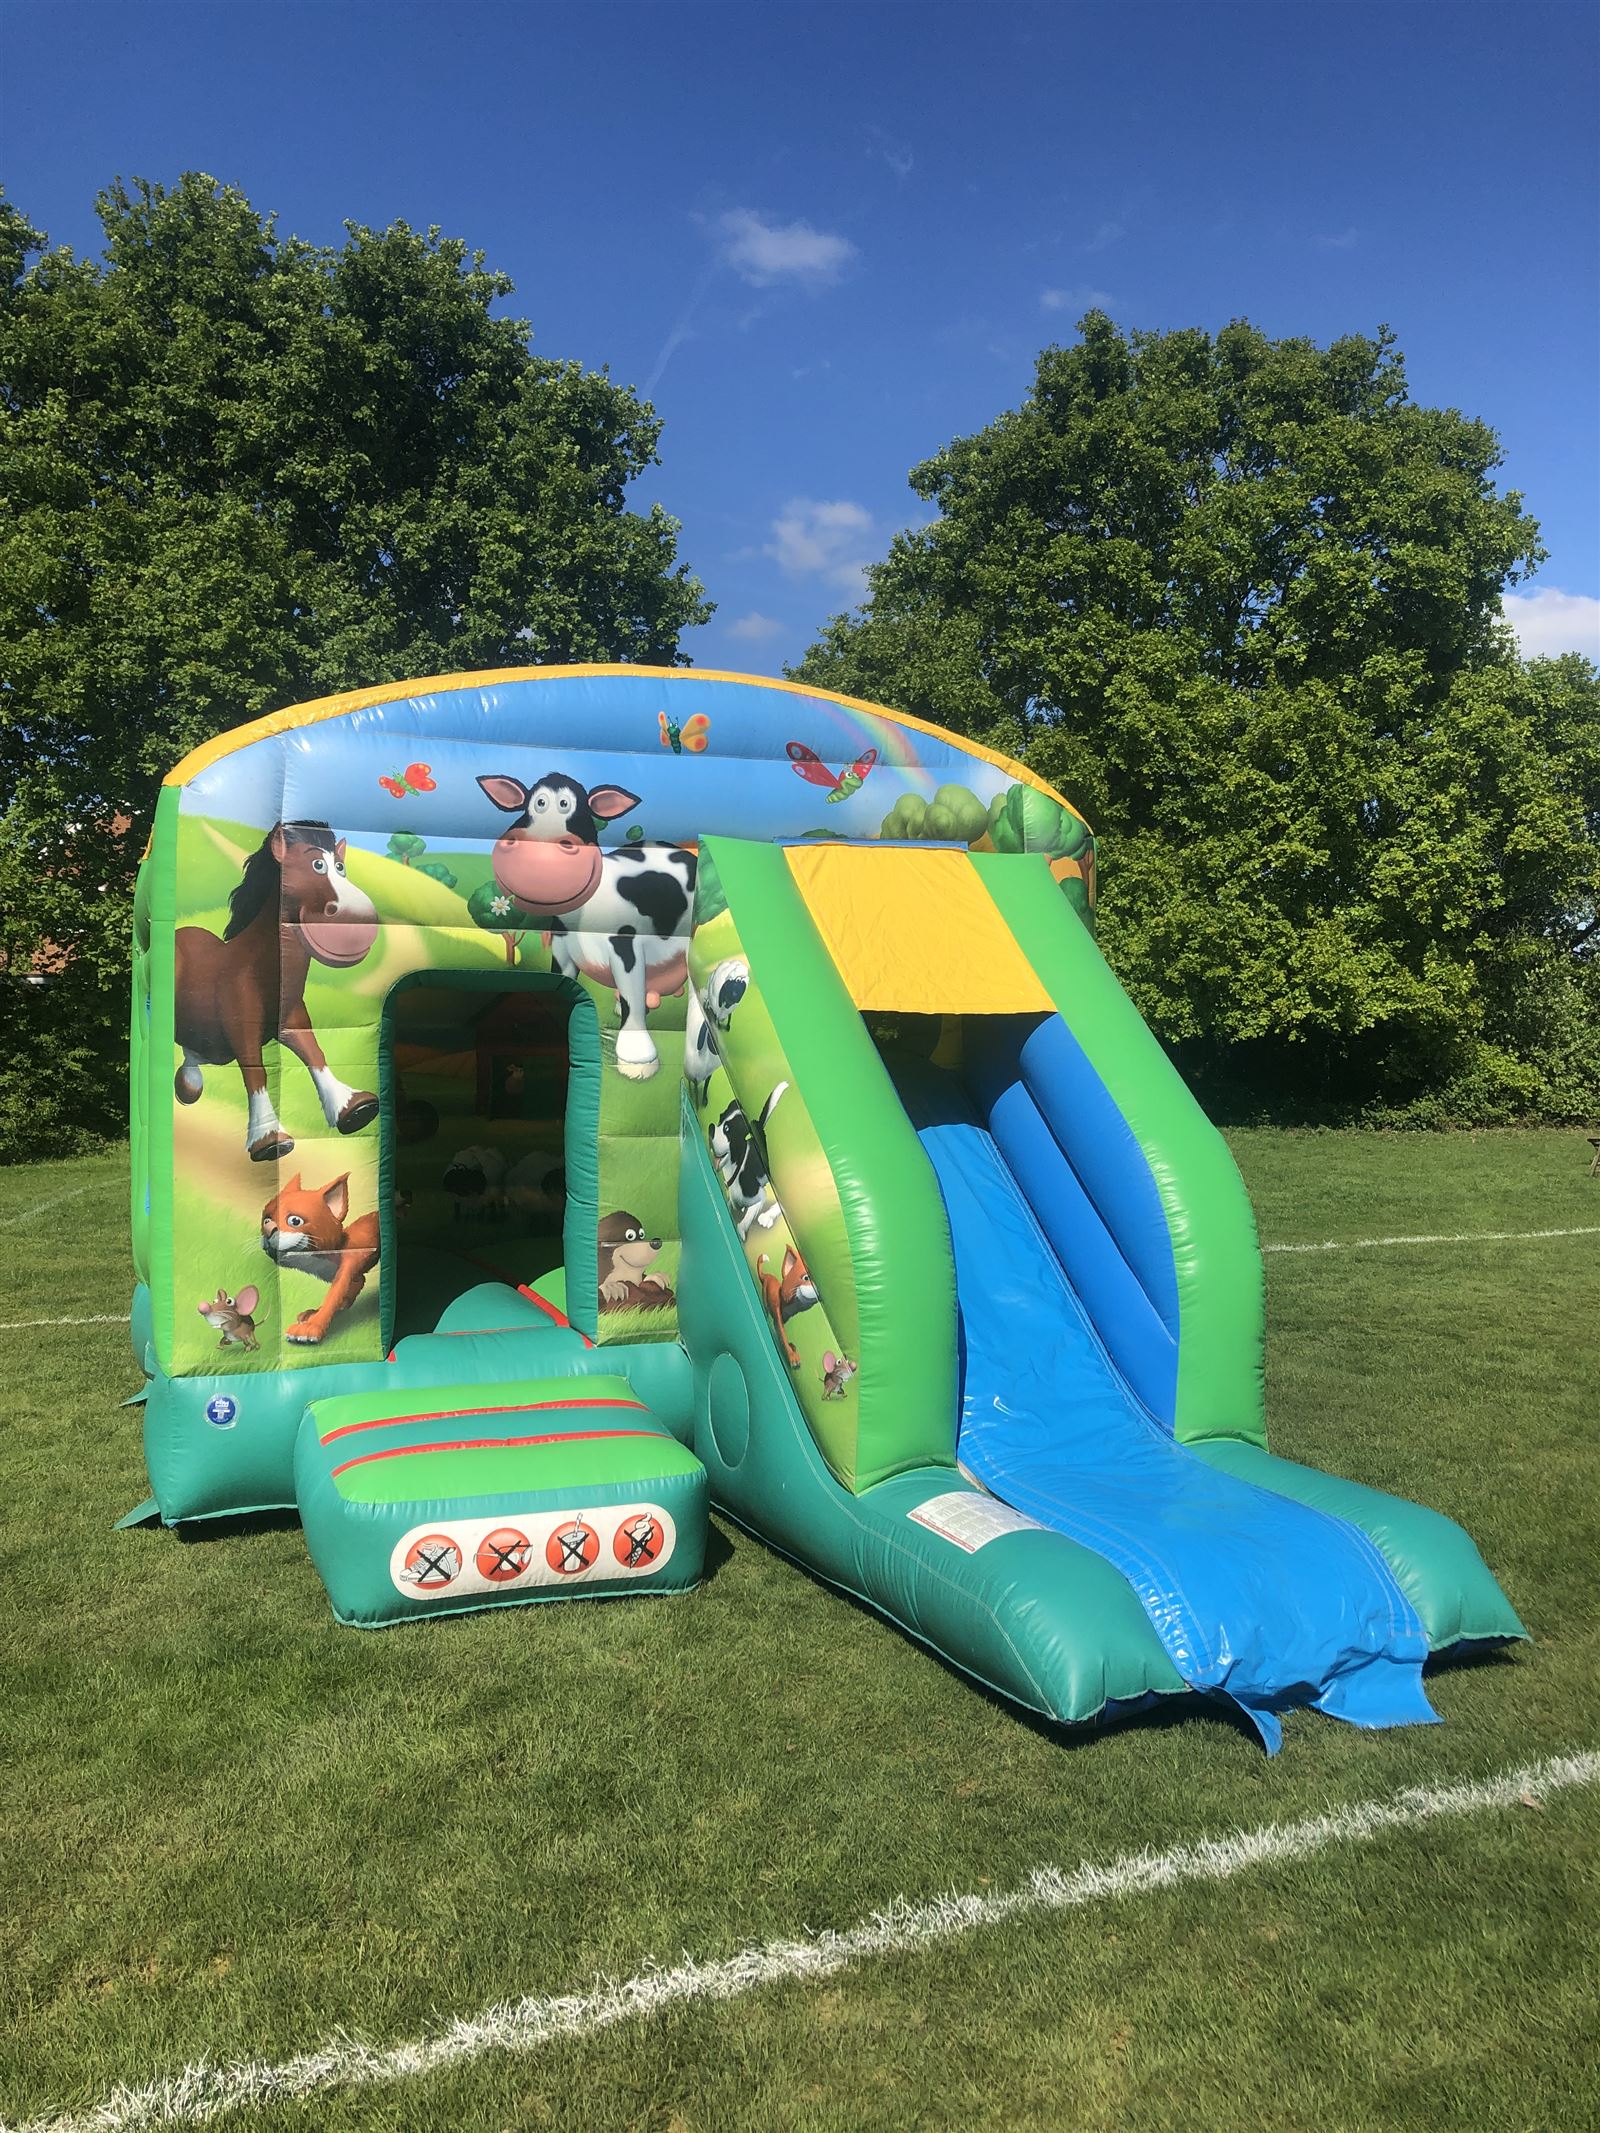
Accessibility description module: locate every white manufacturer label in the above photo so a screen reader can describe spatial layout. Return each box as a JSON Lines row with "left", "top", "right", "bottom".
{"left": 906, "top": 1491, "right": 1047, "bottom": 1553}
{"left": 388, "top": 1504, "right": 677, "bottom": 1601}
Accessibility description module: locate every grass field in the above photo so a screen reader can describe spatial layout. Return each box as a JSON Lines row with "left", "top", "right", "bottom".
{"left": 3, "top": 1130, "right": 1597, "bottom": 2132}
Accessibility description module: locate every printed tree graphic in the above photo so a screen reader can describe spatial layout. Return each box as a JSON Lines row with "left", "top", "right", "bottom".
{"left": 468, "top": 880, "right": 533, "bottom": 965}
{"left": 387, "top": 830, "right": 427, "bottom": 866}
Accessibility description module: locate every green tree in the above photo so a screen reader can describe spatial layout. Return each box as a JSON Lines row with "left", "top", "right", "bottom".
{"left": 467, "top": 880, "right": 532, "bottom": 966}
{"left": 794, "top": 313, "right": 1599, "bottom": 1120}
{"left": 0, "top": 177, "right": 710, "bottom": 1156}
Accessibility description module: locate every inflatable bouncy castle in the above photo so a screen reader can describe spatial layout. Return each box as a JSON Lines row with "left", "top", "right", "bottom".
{"left": 127, "top": 667, "right": 1524, "bottom": 1749}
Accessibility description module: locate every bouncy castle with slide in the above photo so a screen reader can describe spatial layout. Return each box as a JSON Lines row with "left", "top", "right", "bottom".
{"left": 125, "top": 667, "right": 1525, "bottom": 1752}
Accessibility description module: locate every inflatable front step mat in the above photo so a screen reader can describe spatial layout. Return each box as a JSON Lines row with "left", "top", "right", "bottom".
{"left": 294, "top": 1376, "right": 708, "bottom": 1627}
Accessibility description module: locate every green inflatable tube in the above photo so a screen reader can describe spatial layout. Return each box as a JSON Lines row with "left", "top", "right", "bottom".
{"left": 677, "top": 1109, "right": 1189, "bottom": 1725}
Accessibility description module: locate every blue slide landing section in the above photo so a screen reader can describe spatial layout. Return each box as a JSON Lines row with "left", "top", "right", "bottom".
{"left": 888, "top": 1052, "right": 1437, "bottom": 1752}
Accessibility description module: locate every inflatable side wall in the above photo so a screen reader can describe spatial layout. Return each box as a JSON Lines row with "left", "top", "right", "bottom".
{"left": 130, "top": 667, "right": 1092, "bottom": 1520}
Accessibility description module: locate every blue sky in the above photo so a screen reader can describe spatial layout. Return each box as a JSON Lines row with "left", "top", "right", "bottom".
{"left": 9, "top": 0, "right": 1599, "bottom": 672}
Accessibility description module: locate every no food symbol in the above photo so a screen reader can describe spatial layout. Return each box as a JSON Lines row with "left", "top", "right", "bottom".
{"left": 546, "top": 1517, "right": 600, "bottom": 1576}
{"left": 476, "top": 1526, "right": 532, "bottom": 1583}
{"left": 402, "top": 1533, "right": 462, "bottom": 1589}
{"left": 614, "top": 1513, "right": 664, "bottom": 1569}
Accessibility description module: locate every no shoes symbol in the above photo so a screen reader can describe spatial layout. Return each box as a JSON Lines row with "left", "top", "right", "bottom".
{"left": 614, "top": 1514, "right": 664, "bottom": 1568}
{"left": 546, "top": 1518, "right": 600, "bottom": 1576}
{"left": 476, "top": 1527, "right": 532, "bottom": 1583}
{"left": 403, "top": 1533, "right": 462, "bottom": 1589}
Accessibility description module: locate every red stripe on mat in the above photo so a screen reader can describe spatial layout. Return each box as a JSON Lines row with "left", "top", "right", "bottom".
{"left": 516, "top": 1284, "right": 595, "bottom": 1346}
{"left": 321, "top": 1396, "right": 648, "bottom": 1446}
{"left": 516, "top": 1283, "right": 572, "bottom": 1327}
{"left": 330, "top": 1426, "right": 660, "bottom": 1478}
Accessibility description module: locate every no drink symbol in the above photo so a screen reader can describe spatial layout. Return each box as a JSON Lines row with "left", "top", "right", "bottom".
{"left": 545, "top": 1518, "right": 600, "bottom": 1575}
{"left": 615, "top": 1513, "right": 664, "bottom": 1568}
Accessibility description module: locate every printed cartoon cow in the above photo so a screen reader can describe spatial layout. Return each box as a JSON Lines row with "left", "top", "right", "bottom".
{"left": 476, "top": 773, "right": 695, "bottom": 1079}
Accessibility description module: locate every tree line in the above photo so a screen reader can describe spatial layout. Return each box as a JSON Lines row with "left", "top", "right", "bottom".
{"left": 1, "top": 176, "right": 1594, "bottom": 1156}
{"left": 794, "top": 315, "right": 1598, "bottom": 1125}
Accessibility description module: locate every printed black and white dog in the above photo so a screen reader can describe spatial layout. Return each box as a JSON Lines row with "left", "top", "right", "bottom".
{"left": 684, "top": 956, "right": 750, "bottom": 1109}
{"left": 709, "top": 1081, "right": 789, "bottom": 1240}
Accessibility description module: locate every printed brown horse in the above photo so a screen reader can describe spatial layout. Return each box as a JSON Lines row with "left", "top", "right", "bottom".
{"left": 175, "top": 822, "right": 380, "bottom": 1161}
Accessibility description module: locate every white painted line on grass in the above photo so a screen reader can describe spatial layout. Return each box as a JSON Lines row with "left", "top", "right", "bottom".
{"left": 0, "top": 1183, "right": 107, "bottom": 1231}
{"left": 0, "top": 1313, "right": 131, "bottom": 1333}
{"left": 7, "top": 1748, "right": 1595, "bottom": 2133}
{"left": 1265, "top": 1224, "right": 1600, "bottom": 1254}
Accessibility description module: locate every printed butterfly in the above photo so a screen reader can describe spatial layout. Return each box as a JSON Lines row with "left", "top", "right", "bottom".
{"left": 786, "top": 741, "right": 878, "bottom": 803}
{"left": 378, "top": 763, "right": 437, "bottom": 800}
{"left": 659, "top": 710, "right": 711, "bottom": 755}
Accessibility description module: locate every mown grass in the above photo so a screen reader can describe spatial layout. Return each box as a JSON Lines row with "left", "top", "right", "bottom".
{"left": 1, "top": 1129, "right": 1596, "bottom": 2131}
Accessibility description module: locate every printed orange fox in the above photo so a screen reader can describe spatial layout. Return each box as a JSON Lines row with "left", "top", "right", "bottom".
{"left": 756, "top": 1244, "right": 818, "bottom": 1368}
{"left": 260, "top": 1173, "right": 380, "bottom": 1346}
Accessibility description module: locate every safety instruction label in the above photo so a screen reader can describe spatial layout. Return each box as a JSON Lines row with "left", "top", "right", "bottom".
{"left": 388, "top": 1504, "right": 676, "bottom": 1600}
{"left": 907, "top": 1491, "right": 1046, "bottom": 1553}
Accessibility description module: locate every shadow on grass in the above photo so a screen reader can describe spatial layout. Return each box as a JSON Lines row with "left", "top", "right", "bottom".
{"left": 173, "top": 1506, "right": 303, "bottom": 1544}
{"left": 164, "top": 1506, "right": 738, "bottom": 1598}
{"left": 1424, "top": 1638, "right": 1528, "bottom": 1678}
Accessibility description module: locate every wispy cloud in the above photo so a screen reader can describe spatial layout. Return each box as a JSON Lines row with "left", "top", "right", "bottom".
{"left": 643, "top": 256, "right": 721, "bottom": 395}
{"left": 1502, "top": 587, "right": 1600, "bottom": 662}
{"left": 1318, "top": 227, "right": 1359, "bottom": 251}
{"left": 725, "top": 611, "right": 784, "bottom": 643}
{"left": 1082, "top": 217, "right": 1126, "bottom": 252}
{"left": 645, "top": 207, "right": 856, "bottom": 393}
{"left": 1041, "top": 284, "right": 1117, "bottom": 314}
{"left": 719, "top": 209, "right": 857, "bottom": 289}
{"left": 934, "top": 313, "right": 1028, "bottom": 367}
{"left": 766, "top": 499, "right": 877, "bottom": 597}
{"left": 863, "top": 124, "right": 914, "bottom": 181}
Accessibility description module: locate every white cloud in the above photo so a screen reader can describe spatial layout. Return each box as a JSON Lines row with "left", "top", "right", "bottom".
{"left": 1083, "top": 217, "right": 1126, "bottom": 252}
{"left": 725, "top": 611, "right": 784, "bottom": 642}
{"left": 719, "top": 209, "right": 857, "bottom": 289}
{"left": 1041, "top": 284, "right": 1117, "bottom": 314}
{"left": 765, "top": 498, "right": 876, "bottom": 596}
{"left": 1502, "top": 587, "right": 1600, "bottom": 662}
{"left": 1318, "top": 227, "right": 1359, "bottom": 251}
{"left": 864, "top": 125, "right": 914, "bottom": 180}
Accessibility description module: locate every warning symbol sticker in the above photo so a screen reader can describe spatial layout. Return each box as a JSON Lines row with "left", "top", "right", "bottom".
{"left": 906, "top": 1492, "right": 1047, "bottom": 1553}
{"left": 545, "top": 1518, "right": 600, "bottom": 1576}
{"left": 401, "top": 1533, "right": 462, "bottom": 1589}
{"left": 389, "top": 1504, "right": 674, "bottom": 1599}
{"left": 476, "top": 1527, "right": 532, "bottom": 1582}
{"left": 613, "top": 1512, "right": 665, "bottom": 1569}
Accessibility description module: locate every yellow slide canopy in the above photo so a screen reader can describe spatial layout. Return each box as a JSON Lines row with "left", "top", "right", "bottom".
{"left": 785, "top": 843, "right": 1055, "bottom": 1015}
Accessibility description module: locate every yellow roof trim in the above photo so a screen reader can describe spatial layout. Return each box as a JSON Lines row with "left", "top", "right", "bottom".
{"left": 160, "top": 663, "right": 1089, "bottom": 833}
